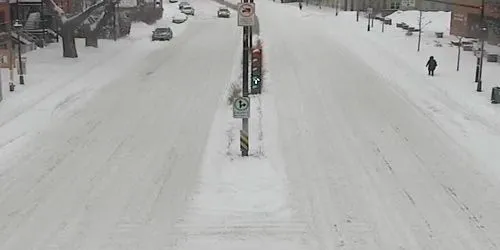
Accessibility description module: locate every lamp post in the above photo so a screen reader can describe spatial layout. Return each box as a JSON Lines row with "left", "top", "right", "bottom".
{"left": 13, "top": 20, "right": 24, "bottom": 85}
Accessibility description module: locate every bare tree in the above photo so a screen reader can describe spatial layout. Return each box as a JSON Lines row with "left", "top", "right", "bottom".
{"left": 43, "top": 0, "right": 115, "bottom": 57}
{"left": 83, "top": 4, "right": 115, "bottom": 48}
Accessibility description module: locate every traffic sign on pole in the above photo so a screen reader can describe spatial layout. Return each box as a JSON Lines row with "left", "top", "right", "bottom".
{"left": 238, "top": 3, "right": 255, "bottom": 26}
{"left": 233, "top": 97, "right": 250, "bottom": 118}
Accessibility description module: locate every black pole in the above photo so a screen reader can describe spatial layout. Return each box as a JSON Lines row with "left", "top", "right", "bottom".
{"left": 476, "top": 0, "right": 485, "bottom": 91}
{"left": 417, "top": 10, "right": 422, "bottom": 52}
{"left": 356, "top": 10, "right": 359, "bottom": 21}
{"left": 344, "top": 0, "right": 347, "bottom": 11}
{"left": 15, "top": 0, "right": 24, "bottom": 85}
{"left": 367, "top": 13, "right": 371, "bottom": 31}
{"left": 16, "top": 27, "right": 24, "bottom": 85}
{"left": 41, "top": 0, "right": 45, "bottom": 47}
{"left": 113, "top": 2, "right": 117, "bottom": 41}
{"left": 457, "top": 37, "right": 462, "bottom": 71}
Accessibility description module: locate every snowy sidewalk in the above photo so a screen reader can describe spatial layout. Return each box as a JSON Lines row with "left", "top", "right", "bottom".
{"left": 288, "top": 6, "right": 500, "bottom": 173}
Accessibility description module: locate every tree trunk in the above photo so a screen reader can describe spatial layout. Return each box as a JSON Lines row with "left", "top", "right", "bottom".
{"left": 85, "top": 31, "right": 98, "bottom": 47}
{"left": 61, "top": 27, "right": 78, "bottom": 58}
{"left": 84, "top": 23, "right": 99, "bottom": 47}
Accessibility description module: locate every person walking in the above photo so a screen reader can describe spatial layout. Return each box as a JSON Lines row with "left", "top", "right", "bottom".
{"left": 426, "top": 56, "right": 437, "bottom": 76}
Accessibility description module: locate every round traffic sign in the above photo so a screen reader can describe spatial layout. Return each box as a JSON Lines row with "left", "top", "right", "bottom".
{"left": 234, "top": 97, "right": 249, "bottom": 111}
{"left": 239, "top": 3, "right": 254, "bottom": 17}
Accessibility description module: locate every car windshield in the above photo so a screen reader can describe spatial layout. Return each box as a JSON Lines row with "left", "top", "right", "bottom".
{"left": 183, "top": 6, "right": 192, "bottom": 9}
{"left": 155, "top": 28, "right": 169, "bottom": 32}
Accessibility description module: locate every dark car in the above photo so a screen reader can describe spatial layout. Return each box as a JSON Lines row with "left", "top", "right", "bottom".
{"left": 217, "top": 7, "right": 230, "bottom": 18}
{"left": 152, "top": 27, "right": 173, "bottom": 41}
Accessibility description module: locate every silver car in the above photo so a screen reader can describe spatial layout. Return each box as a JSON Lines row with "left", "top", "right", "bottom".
{"left": 152, "top": 27, "right": 173, "bottom": 41}
{"left": 181, "top": 5, "right": 195, "bottom": 15}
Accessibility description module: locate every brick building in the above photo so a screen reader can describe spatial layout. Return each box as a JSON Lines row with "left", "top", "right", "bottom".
{"left": 450, "top": 0, "right": 500, "bottom": 44}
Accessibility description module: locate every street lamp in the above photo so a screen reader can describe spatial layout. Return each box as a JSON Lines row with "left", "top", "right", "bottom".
{"left": 13, "top": 20, "right": 24, "bottom": 85}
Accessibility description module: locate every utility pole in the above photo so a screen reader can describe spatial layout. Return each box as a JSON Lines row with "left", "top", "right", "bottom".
{"left": 476, "top": 0, "right": 485, "bottom": 92}
{"left": 457, "top": 37, "right": 462, "bottom": 71}
{"left": 417, "top": 10, "right": 422, "bottom": 51}
{"left": 113, "top": 1, "right": 117, "bottom": 41}
{"left": 7, "top": 21, "right": 15, "bottom": 92}
{"left": 239, "top": 0, "right": 252, "bottom": 157}
{"left": 336, "top": 0, "right": 339, "bottom": 15}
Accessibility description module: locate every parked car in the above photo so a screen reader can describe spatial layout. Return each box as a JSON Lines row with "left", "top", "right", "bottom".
{"left": 172, "top": 13, "right": 188, "bottom": 24}
{"left": 217, "top": 7, "right": 230, "bottom": 18}
{"left": 152, "top": 27, "right": 173, "bottom": 41}
{"left": 181, "top": 5, "right": 195, "bottom": 15}
{"left": 178, "top": 1, "right": 189, "bottom": 9}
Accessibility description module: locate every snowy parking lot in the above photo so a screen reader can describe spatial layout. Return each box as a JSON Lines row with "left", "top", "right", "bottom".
{"left": 1, "top": 0, "right": 500, "bottom": 249}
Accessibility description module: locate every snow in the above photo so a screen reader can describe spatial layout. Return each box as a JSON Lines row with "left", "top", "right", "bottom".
{"left": 387, "top": 10, "right": 451, "bottom": 33}
{"left": 0, "top": 2, "right": 189, "bottom": 170}
{"left": 254, "top": 2, "right": 500, "bottom": 248}
{"left": 119, "top": 0, "right": 137, "bottom": 7}
{"left": 0, "top": 0, "right": 244, "bottom": 248}
{"left": 2, "top": 0, "right": 500, "bottom": 249}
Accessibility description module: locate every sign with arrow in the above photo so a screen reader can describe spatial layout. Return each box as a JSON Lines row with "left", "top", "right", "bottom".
{"left": 233, "top": 97, "right": 250, "bottom": 118}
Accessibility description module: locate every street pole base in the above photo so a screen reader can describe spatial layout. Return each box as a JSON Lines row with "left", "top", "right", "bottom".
{"left": 19, "top": 75, "right": 25, "bottom": 85}
{"left": 476, "top": 81, "right": 482, "bottom": 92}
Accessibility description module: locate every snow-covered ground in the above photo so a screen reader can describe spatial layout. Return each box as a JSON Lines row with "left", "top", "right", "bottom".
{"left": 0, "top": 0, "right": 241, "bottom": 248}
{"left": 0, "top": 2, "right": 190, "bottom": 167}
{"left": 2, "top": 0, "right": 500, "bottom": 248}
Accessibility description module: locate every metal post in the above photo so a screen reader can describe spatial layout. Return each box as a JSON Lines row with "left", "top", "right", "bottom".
{"left": 477, "top": 0, "right": 485, "bottom": 92}
{"left": 367, "top": 13, "right": 370, "bottom": 31}
{"left": 113, "top": 2, "right": 117, "bottom": 41}
{"left": 336, "top": 0, "right": 339, "bottom": 15}
{"left": 7, "top": 21, "right": 15, "bottom": 92}
{"left": 382, "top": 17, "right": 385, "bottom": 32}
{"left": 371, "top": 13, "right": 374, "bottom": 27}
{"left": 356, "top": 10, "right": 359, "bottom": 21}
{"left": 15, "top": 25, "right": 24, "bottom": 85}
{"left": 241, "top": 0, "right": 250, "bottom": 157}
{"left": 417, "top": 10, "right": 422, "bottom": 51}
{"left": 344, "top": 0, "right": 347, "bottom": 11}
{"left": 457, "top": 37, "right": 462, "bottom": 71}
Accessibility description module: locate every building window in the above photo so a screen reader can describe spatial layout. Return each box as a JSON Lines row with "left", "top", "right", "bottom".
{"left": 390, "top": 1, "right": 400, "bottom": 9}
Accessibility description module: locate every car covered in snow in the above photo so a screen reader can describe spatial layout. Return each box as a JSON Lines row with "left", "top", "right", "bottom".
{"left": 178, "top": 1, "right": 189, "bottom": 9}
{"left": 217, "top": 7, "right": 230, "bottom": 18}
{"left": 172, "top": 13, "right": 188, "bottom": 24}
{"left": 152, "top": 27, "right": 173, "bottom": 41}
{"left": 181, "top": 5, "right": 195, "bottom": 15}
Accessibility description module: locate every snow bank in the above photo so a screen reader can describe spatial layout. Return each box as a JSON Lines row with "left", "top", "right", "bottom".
{"left": 387, "top": 10, "right": 451, "bottom": 34}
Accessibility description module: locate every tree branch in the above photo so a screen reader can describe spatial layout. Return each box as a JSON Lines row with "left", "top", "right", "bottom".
{"left": 42, "top": 0, "right": 67, "bottom": 24}
{"left": 66, "top": 0, "right": 111, "bottom": 27}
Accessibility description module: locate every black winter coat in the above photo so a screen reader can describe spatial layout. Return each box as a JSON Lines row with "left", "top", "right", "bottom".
{"left": 426, "top": 59, "right": 437, "bottom": 70}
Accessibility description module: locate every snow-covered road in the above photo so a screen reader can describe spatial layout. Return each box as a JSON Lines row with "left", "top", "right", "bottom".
{"left": 0, "top": 1, "right": 240, "bottom": 248}
{"left": 258, "top": 1, "right": 500, "bottom": 249}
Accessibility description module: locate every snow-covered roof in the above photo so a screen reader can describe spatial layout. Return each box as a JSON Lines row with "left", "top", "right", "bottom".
{"left": 9, "top": 0, "right": 42, "bottom": 3}
{"left": 119, "top": 0, "right": 137, "bottom": 7}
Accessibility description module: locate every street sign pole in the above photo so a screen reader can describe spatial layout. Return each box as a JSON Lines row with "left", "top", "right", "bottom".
{"left": 241, "top": 0, "right": 251, "bottom": 157}
{"left": 242, "top": 25, "right": 249, "bottom": 156}
{"left": 237, "top": 0, "right": 255, "bottom": 157}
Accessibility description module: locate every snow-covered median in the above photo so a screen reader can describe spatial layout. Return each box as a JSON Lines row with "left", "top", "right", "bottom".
{"left": 170, "top": 36, "right": 310, "bottom": 249}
